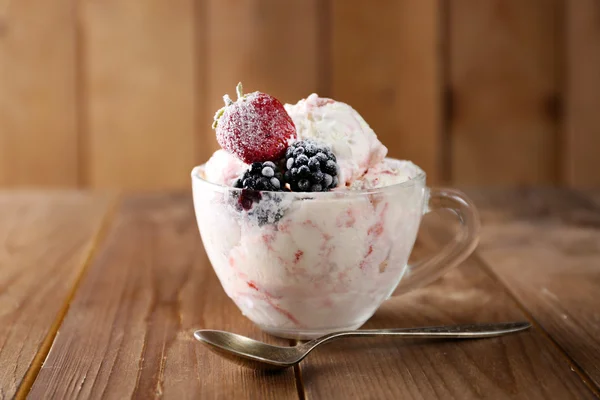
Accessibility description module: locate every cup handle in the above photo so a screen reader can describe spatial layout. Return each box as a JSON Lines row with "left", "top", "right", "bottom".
{"left": 393, "top": 188, "right": 481, "bottom": 295}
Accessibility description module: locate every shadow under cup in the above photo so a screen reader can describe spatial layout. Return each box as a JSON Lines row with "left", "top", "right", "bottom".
{"left": 192, "top": 160, "right": 479, "bottom": 339}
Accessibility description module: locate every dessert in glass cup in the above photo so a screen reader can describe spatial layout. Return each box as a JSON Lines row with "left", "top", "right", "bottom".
{"left": 192, "top": 84, "right": 479, "bottom": 339}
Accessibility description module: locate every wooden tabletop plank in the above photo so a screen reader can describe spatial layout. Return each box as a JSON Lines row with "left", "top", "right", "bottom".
{"left": 297, "top": 212, "right": 595, "bottom": 399}
{"left": 0, "top": 192, "right": 113, "bottom": 399}
{"left": 468, "top": 189, "right": 600, "bottom": 392}
{"left": 28, "top": 193, "right": 299, "bottom": 399}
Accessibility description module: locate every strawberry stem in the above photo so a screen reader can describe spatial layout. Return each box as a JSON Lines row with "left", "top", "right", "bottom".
{"left": 212, "top": 83, "right": 244, "bottom": 129}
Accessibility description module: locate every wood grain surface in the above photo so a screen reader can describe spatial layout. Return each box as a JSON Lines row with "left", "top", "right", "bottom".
{"left": 28, "top": 193, "right": 299, "bottom": 400}
{"left": 331, "top": 0, "right": 443, "bottom": 184}
{"left": 0, "top": 0, "right": 78, "bottom": 187}
{"left": 6, "top": 189, "right": 600, "bottom": 399}
{"left": 564, "top": 0, "right": 600, "bottom": 187}
{"left": 205, "top": 0, "right": 321, "bottom": 155}
{"left": 448, "top": 0, "right": 560, "bottom": 185}
{"left": 297, "top": 214, "right": 595, "bottom": 399}
{"left": 80, "top": 0, "right": 197, "bottom": 189}
{"left": 469, "top": 188, "right": 600, "bottom": 391}
{"left": 0, "top": 192, "right": 112, "bottom": 399}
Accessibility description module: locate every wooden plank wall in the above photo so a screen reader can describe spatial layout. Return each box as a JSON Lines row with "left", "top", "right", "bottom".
{"left": 448, "top": 0, "right": 561, "bottom": 185}
{"left": 331, "top": 0, "right": 443, "bottom": 183}
{"left": 205, "top": 0, "right": 322, "bottom": 157}
{"left": 564, "top": 0, "right": 600, "bottom": 187}
{"left": 80, "top": 0, "right": 197, "bottom": 189}
{"left": 0, "top": 0, "right": 79, "bottom": 187}
{"left": 0, "top": 0, "right": 598, "bottom": 189}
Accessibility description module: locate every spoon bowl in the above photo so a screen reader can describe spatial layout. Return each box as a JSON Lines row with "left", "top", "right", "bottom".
{"left": 194, "top": 330, "right": 303, "bottom": 369}
{"left": 194, "top": 321, "right": 531, "bottom": 370}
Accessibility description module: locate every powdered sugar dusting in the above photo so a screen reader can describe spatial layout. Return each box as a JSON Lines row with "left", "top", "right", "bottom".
{"left": 216, "top": 91, "right": 297, "bottom": 163}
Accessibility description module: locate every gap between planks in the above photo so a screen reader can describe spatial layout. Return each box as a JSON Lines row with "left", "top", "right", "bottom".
{"left": 291, "top": 340, "right": 307, "bottom": 400}
{"left": 316, "top": 0, "right": 332, "bottom": 97}
{"left": 472, "top": 251, "right": 600, "bottom": 398}
{"left": 192, "top": 0, "right": 208, "bottom": 166}
{"left": 14, "top": 194, "right": 122, "bottom": 400}
{"left": 74, "top": 0, "right": 89, "bottom": 189}
{"left": 440, "top": 0, "right": 452, "bottom": 184}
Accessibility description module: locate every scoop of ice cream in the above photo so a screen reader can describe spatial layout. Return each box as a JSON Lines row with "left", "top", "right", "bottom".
{"left": 204, "top": 149, "right": 248, "bottom": 186}
{"left": 284, "top": 94, "right": 387, "bottom": 186}
{"left": 350, "top": 159, "right": 423, "bottom": 190}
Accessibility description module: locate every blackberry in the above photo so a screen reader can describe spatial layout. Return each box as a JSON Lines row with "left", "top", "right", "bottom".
{"left": 231, "top": 161, "right": 286, "bottom": 226}
{"left": 284, "top": 140, "right": 339, "bottom": 192}
{"left": 230, "top": 190, "right": 286, "bottom": 226}
{"left": 234, "top": 161, "right": 284, "bottom": 191}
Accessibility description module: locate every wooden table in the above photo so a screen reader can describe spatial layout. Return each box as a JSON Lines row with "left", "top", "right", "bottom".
{"left": 1, "top": 189, "right": 599, "bottom": 399}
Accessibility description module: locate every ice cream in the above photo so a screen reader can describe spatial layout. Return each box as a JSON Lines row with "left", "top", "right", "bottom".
{"left": 284, "top": 94, "right": 388, "bottom": 186}
{"left": 193, "top": 178, "right": 425, "bottom": 338}
{"left": 193, "top": 86, "right": 427, "bottom": 339}
{"left": 350, "top": 158, "right": 423, "bottom": 190}
{"left": 204, "top": 149, "right": 248, "bottom": 186}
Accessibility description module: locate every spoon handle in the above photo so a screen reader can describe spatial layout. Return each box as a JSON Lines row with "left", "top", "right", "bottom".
{"left": 308, "top": 322, "right": 530, "bottom": 348}
{"left": 360, "top": 321, "right": 530, "bottom": 338}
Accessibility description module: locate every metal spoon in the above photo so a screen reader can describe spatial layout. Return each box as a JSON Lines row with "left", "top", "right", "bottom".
{"left": 194, "top": 321, "right": 531, "bottom": 370}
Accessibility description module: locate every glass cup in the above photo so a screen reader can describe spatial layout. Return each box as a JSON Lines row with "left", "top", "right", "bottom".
{"left": 192, "top": 159, "right": 480, "bottom": 339}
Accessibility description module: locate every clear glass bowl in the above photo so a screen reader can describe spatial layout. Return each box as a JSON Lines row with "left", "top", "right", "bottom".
{"left": 192, "top": 159, "right": 479, "bottom": 339}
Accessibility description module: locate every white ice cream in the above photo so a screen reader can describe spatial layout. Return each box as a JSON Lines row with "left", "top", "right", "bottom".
{"left": 350, "top": 159, "right": 423, "bottom": 190}
{"left": 285, "top": 94, "right": 388, "bottom": 186}
{"left": 204, "top": 149, "right": 248, "bottom": 186}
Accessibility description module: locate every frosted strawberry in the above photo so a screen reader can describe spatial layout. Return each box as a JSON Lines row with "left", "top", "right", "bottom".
{"left": 213, "top": 83, "right": 296, "bottom": 163}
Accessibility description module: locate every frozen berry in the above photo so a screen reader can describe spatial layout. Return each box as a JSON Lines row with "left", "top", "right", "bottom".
{"left": 231, "top": 161, "right": 287, "bottom": 226}
{"left": 230, "top": 190, "right": 286, "bottom": 226}
{"left": 283, "top": 139, "right": 339, "bottom": 192}
{"left": 236, "top": 189, "right": 261, "bottom": 211}
{"left": 298, "top": 165, "right": 310, "bottom": 177}
{"left": 308, "top": 157, "right": 320, "bottom": 171}
{"left": 286, "top": 158, "right": 294, "bottom": 170}
{"left": 312, "top": 171, "right": 324, "bottom": 183}
{"left": 262, "top": 166, "right": 274, "bottom": 177}
{"left": 304, "top": 142, "right": 318, "bottom": 156}
{"left": 323, "top": 174, "right": 333, "bottom": 187}
{"left": 213, "top": 83, "right": 296, "bottom": 163}
{"left": 322, "top": 160, "right": 338, "bottom": 175}
{"left": 316, "top": 152, "right": 328, "bottom": 163}
{"left": 234, "top": 161, "right": 285, "bottom": 192}
{"left": 297, "top": 179, "right": 310, "bottom": 191}
{"left": 295, "top": 154, "right": 309, "bottom": 166}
